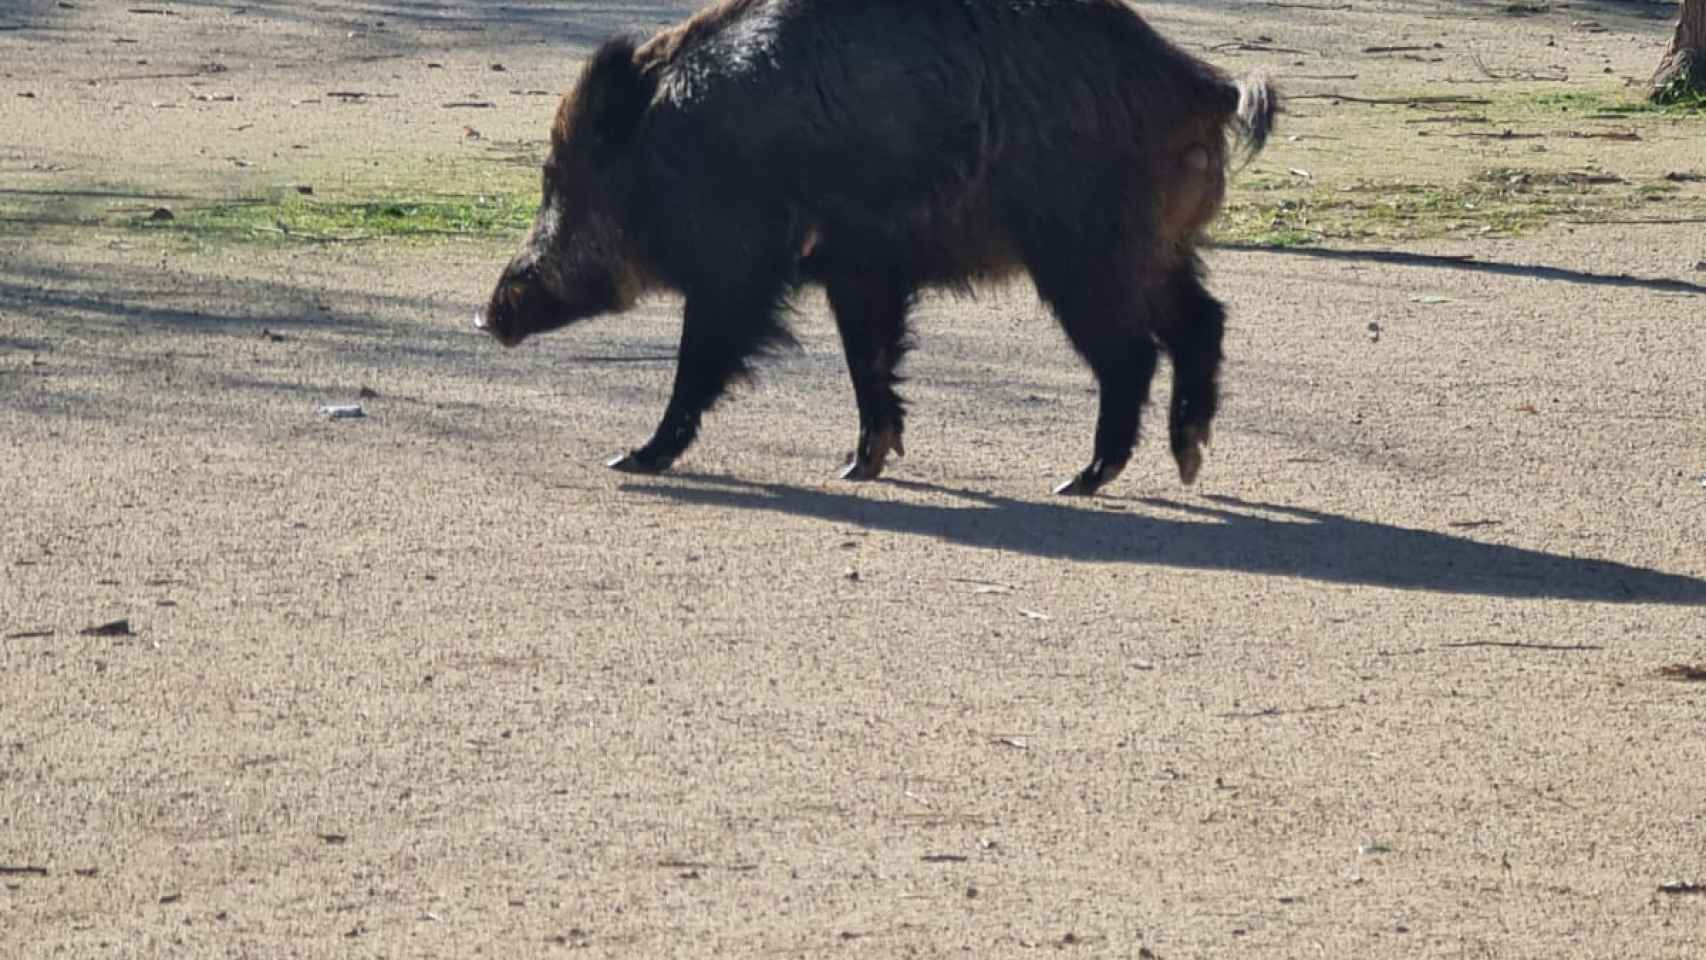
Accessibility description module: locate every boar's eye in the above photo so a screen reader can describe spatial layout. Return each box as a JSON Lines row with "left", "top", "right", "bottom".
{"left": 505, "top": 265, "right": 539, "bottom": 305}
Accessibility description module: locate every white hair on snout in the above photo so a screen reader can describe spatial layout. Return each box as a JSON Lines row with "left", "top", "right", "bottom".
{"left": 518, "top": 179, "right": 658, "bottom": 313}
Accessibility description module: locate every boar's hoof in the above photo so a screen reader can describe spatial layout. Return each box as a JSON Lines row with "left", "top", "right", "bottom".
{"left": 839, "top": 455, "right": 884, "bottom": 482}
{"left": 1053, "top": 460, "right": 1125, "bottom": 497}
{"left": 1175, "top": 446, "right": 1204, "bottom": 486}
{"left": 838, "top": 427, "right": 903, "bottom": 482}
{"left": 1173, "top": 424, "right": 1212, "bottom": 486}
{"left": 607, "top": 450, "right": 674, "bottom": 474}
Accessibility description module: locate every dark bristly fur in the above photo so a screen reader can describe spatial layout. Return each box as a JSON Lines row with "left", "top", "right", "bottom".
{"left": 475, "top": 0, "right": 1278, "bottom": 494}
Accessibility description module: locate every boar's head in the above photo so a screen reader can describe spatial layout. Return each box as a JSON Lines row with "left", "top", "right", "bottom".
{"left": 475, "top": 39, "right": 654, "bottom": 347}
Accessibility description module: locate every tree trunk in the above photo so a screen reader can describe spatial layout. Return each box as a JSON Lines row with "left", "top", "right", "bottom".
{"left": 1651, "top": 0, "right": 1706, "bottom": 102}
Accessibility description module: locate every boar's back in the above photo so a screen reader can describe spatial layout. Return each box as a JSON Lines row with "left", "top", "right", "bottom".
{"left": 626, "top": 0, "right": 1240, "bottom": 249}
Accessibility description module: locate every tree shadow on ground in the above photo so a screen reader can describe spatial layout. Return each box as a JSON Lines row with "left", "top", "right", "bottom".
{"left": 0, "top": 188, "right": 234, "bottom": 236}
{"left": 0, "top": 261, "right": 441, "bottom": 344}
{"left": 620, "top": 475, "right": 1706, "bottom": 605}
{"left": 1551, "top": 0, "right": 1682, "bottom": 26}
{"left": 0, "top": 189, "right": 204, "bottom": 202}
{"left": 1217, "top": 243, "right": 1706, "bottom": 296}
{"left": 0, "top": 248, "right": 689, "bottom": 436}
{"left": 1276, "top": 0, "right": 1681, "bottom": 30}
{"left": 0, "top": 255, "right": 482, "bottom": 418}
{"left": 3, "top": 1, "right": 701, "bottom": 51}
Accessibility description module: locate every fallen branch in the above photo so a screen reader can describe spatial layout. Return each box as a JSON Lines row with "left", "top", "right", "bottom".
{"left": 1563, "top": 217, "right": 1706, "bottom": 226}
{"left": 1290, "top": 93, "right": 1492, "bottom": 105}
{"left": 1216, "top": 703, "right": 1350, "bottom": 720}
{"left": 1211, "top": 41, "right": 1315, "bottom": 55}
{"left": 655, "top": 859, "right": 757, "bottom": 872}
{"left": 1474, "top": 51, "right": 1569, "bottom": 83}
{"left": 565, "top": 354, "right": 675, "bottom": 364}
{"left": 1659, "top": 881, "right": 1704, "bottom": 895}
{"left": 1404, "top": 114, "right": 1491, "bottom": 124}
{"left": 248, "top": 225, "right": 374, "bottom": 244}
{"left": 1441, "top": 641, "right": 1601, "bottom": 651}
{"left": 1448, "top": 130, "right": 1543, "bottom": 139}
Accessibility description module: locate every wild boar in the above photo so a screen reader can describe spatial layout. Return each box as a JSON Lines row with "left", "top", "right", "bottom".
{"left": 475, "top": 0, "right": 1276, "bottom": 494}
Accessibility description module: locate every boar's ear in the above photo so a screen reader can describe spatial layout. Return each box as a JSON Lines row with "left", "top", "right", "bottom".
{"left": 571, "top": 37, "right": 651, "bottom": 151}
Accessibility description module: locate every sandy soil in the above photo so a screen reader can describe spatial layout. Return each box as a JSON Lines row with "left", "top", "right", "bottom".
{"left": 4, "top": 2, "right": 1706, "bottom": 957}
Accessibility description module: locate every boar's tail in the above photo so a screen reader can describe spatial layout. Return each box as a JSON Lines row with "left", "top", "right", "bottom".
{"left": 1230, "top": 73, "right": 1278, "bottom": 164}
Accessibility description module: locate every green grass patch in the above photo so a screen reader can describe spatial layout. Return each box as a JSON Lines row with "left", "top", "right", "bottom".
{"left": 129, "top": 192, "right": 537, "bottom": 245}
{"left": 1213, "top": 168, "right": 1704, "bottom": 246}
{"left": 1504, "top": 86, "right": 1706, "bottom": 118}
{"left": 1650, "top": 83, "right": 1706, "bottom": 113}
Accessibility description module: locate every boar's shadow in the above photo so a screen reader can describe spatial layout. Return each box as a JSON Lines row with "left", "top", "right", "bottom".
{"left": 620, "top": 476, "right": 1706, "bottom": 606}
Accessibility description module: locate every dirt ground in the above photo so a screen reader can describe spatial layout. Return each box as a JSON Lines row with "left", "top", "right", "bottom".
{"left": 4, "top": 2, "right": 1705, "bottom": 957}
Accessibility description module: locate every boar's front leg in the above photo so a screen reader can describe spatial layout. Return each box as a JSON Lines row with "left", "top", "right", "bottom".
{"left": 1029, "top": 260, "right": 1162, "bottom": 497}
{"left": 824, "top": 274, "right": 914, "bottom": 481}
{"left": 608, "top": 277, "right": 792, "bottom": 474}
{"left": 1051, "top": 334, "right": 1161, "bottom": 496}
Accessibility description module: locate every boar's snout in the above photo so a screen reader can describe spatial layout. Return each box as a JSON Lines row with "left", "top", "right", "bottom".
{"left": 472, "top": 305, "right": 521, "bottom": 348}
{"left": 476, "top": 249, "right": 626, "bottom": 348}
{"left": 476, "top": 259, "right": 558, "bottom": 348}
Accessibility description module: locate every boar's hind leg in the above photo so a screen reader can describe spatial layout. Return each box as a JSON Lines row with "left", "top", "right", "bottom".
{"left": 1035, "top": 271, "right": 1162, "bottom": 497}
{"left": 1155, "top": 264, "right": 1227, "bottom": 486}
{"left": 825, "top": 275, "right": 914, "bottom": 481}
{"left": 607, "top": 277, "right": 793, "bottom": 474}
